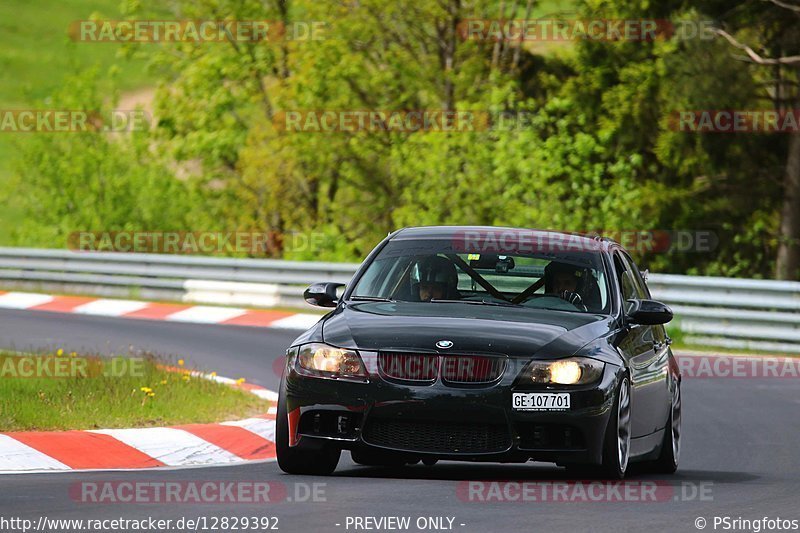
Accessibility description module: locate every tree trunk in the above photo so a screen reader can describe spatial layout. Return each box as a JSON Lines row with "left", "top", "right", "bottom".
{"left": 776, "top": 132, "right": 800, "bottom": 279}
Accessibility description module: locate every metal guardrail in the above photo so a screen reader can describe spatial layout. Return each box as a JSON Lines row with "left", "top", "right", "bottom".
{"left": 645, "top": 274, "right": 800, "bottom": 353}
{"left": 0, "top": 247, "right": 798, "bottom": 352}
{"left": 0, "top": 247, "right": 358, "bottom": 309}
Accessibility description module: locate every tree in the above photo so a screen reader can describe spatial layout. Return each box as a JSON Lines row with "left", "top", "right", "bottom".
{"left": 701, "top": 0, "right": 800, "bottom": 278}
{"left": 13, "top": 69, "right": 205, "bottom": 248}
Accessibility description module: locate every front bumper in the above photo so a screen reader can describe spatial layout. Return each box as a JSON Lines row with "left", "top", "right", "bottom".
{"left": 284, "top": 353, "right": 621, "bottom": 465}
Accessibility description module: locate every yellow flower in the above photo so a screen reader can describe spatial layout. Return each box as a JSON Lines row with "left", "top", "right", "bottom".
{"left": 236, "top": 377, "right": 246, "bottom": 385}
{"left": 70, "top": 351, "right": 77, "bottom": 358}
{"left": 146, "top": 391, "right": 155, "bottom": 397}
{"left": 210, "top": 371, "right": 217, "bottom": 377}
{"left": 177, "top": 359, "right": 185, "bottom": 366}
{"left": 160, "top": 380, "right": 167, "bottom": 385}
{"left": 140, "top": 386, "right": 152, "bottom": 393}
{"left": 56, "top": 349, "right": 64, "bottom": 357}
{"left": 182, "top": 375, "right": 190, "bottom": 382}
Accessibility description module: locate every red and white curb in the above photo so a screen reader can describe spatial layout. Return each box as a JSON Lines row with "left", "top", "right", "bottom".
{"left": 0, "top": 375, "right": 280, "bottom": 474}
{"left": 0, "top": 291, "right": 321, "bottom": 330}
{"left": 192, "top": 370, "right": 279, "bottom": 407}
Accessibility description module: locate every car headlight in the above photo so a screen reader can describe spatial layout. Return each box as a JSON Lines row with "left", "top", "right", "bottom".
{"left": 295, "top": 343, "right": 367, "bottom": 381}
{"left": 526, "top": 357, "right": 604, "bottom": 385}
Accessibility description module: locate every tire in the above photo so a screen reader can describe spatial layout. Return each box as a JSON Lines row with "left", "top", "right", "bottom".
{"left": 651, "top": 380, "right": 681, "bottom": 474}
{"left": 275, "top": 379, "right": 340, "bottom": 475}
{"left": 598, "top": 376, "right": 632, "bottom": 479}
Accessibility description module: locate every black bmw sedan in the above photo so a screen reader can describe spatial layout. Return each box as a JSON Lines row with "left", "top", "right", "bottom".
{"left": 277, "top": 226, "right": 681, "bottom": 479}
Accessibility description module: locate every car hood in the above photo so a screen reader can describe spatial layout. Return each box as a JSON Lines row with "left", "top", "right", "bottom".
{"left": 321, "top": 301, "right": 614, "bottom": 358}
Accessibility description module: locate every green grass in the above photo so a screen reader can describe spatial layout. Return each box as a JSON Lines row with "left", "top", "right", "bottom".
{"left": 0, "top": 0, "right": 158, "bottom": 245}
{"left": 0, "top": 0, "right": 154, "bottom": 106}
{"left": 0, "top": 350, "right": 270, "bottom": 431}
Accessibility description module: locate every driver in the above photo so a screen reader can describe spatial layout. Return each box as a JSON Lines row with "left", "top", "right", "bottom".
{"left": 416, "top": 256, "right": 459, "bottom": 302}
{"left": 544, "top": 261, "right": 588, "bottom": 310}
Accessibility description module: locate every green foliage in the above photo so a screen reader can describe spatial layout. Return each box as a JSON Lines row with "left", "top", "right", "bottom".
{"left": 0, "top": 0, "right": 162, "bottom": 243}
{"left": 12, "top": 69, "right": 208, "bottom": 248}
{"left": 11, "top": 0, "right": 797, "bottom": 278}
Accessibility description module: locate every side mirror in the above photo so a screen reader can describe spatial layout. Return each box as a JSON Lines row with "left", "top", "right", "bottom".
{"left": 303, "top": 282, "right": 344, "bottom": 308}
{"left": 626, "top": 299, "right": 673, "bottom": 325}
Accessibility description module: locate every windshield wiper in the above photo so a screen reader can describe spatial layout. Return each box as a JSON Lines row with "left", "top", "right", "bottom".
{"left": 528, "top": 306, "right": 595, "bottom": 314}
{"left": 429, "top": 298, "right": 523, "bottom": 308}
{"left": 349, "top": 296, "right": 395, "bottom": 302}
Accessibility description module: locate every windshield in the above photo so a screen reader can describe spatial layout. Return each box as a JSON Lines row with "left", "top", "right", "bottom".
{"left": 350, "top": 238, "right": 609, "bottom": 314}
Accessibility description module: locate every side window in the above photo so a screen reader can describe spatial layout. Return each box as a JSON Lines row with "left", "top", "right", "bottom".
{"left": 621, "top": 253, "right": 651, "bottom": 299}
{"left": 613, "top": 254, "right": 638, "bottom": 315}
{"left": 621, "top": 253, "right": 666, "bottom": 341}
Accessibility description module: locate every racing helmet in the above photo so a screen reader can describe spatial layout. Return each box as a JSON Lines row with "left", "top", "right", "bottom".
{"left": 415, "top": 256, "right": 458, "bottom": 298}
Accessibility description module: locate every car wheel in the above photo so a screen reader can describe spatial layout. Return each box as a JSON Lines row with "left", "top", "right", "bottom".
{"left": 599, "top": 376, "right": 631, "bottom": 479}
{"left": 651, "top": 380, "right": 681, "bottom": 474}
{"left": 275, "top": 379, "right": 340, "bottom": 475}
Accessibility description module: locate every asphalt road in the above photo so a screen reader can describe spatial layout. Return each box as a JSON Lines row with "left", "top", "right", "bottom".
{"left": 0, "top": 308, "right": 293, "bottom": 390}
{"left": 1, "top": 308, "right": 798, "bottom": 533}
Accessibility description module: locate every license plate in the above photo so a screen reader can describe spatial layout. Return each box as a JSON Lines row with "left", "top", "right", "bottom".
{"left": 512, "top": 392, "right": 570, "bottom": 411}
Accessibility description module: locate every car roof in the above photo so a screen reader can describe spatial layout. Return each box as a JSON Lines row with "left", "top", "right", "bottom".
{"left": 391, "top": 225, "right": 617, "bottom": 248}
